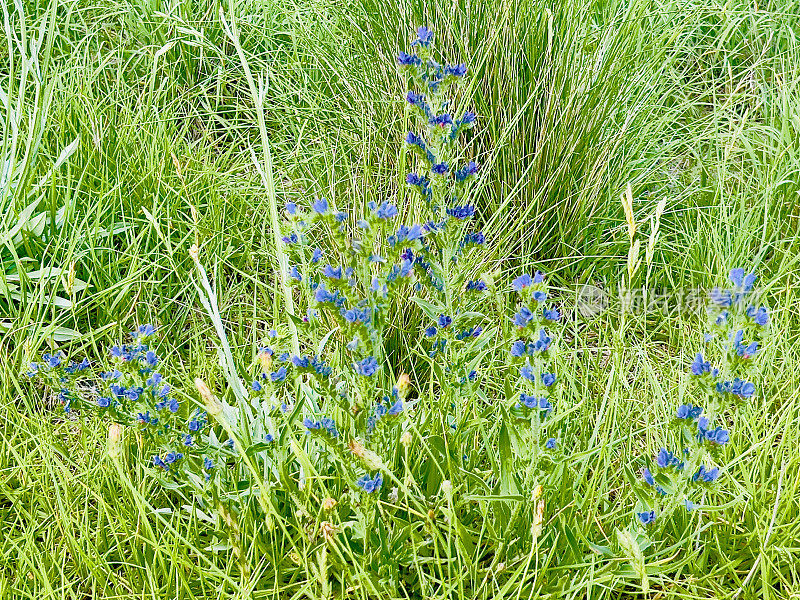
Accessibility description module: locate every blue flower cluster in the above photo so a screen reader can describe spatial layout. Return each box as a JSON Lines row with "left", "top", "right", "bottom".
{"left": 27, "top": 326, "right": 219, "bottom": 484}
{"left": 635, "top": 268, "right": 769, "bottom": 526}
{"left": 509, "top": 272, "right": 562, "bottom": 470}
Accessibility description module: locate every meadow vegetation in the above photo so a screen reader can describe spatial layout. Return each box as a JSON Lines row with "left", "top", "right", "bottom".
{"left": 2, "top": 0, "right": 800, "bottom": 598}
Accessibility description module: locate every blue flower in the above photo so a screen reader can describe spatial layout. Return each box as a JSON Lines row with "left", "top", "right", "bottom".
{"left": 373, "top": 202, "right": 398, "bottom": 219}
{"left": 514, "top": 306, "right": 534, "bottom": 327}
{"left": 312, "top": 198, "right": 329, "bottom": 214}
{"left": 285, "top": 201, "right": 297, "bottom": 214}
{"left": 463, "top": 232, "right": 485, "bottom": 246}
{"left": 693, "top": 465, "right": 720, "bottom": 483}
{"left": 642, "top": 467, "right": 655, "bottom": 486}
{"left": 64, "top": 358, "right": 90, "bottom": 374}
{"left": 466, "top": 279, "right": 487, "bottom": 291}
{"left": 270, "top": 366, "right": 287, "bottom": 382}
{"left": 252, "top": 380, "right": 262, "bottom": 392}
{"left": 406, "top": 131, "right": 426, "bottom": 149}
{"left": 747, "top": 305, "right": 769, "bottom": 326}
{"left": 97, "top": 397, "right": 111, "bottom": 408}
{"left": 709, "top": 288, "right": 732, "bottom": 307}
{"left": 153, "top": 455, "right": 168, "bottom": 470}
{"left": 316, "top": 417, "right": 339, "bottom": 438}
{"left": 732, "top": 330, "right": 758, "bottom": 358}
{"left": 520, "top": 365, "right": 535, "bottom": 381}
{"left": 446, "top": 204, "right": 475, "bottom": 219}
{"left": 411, "top": 26, "right": 434, "bottom": 46}
{"left": 167, "top": 398, "right": 179, "bottom": 413}
{"left": 203, "top": 457, "right": 214, "bottom": 471}
{"left": 43, "top": 352, "right": 63, "bottom": 368}
{"left": 432, "top": 162, "right": 449, "bottom": 175}
{"left": 656, "top": 448, "right": 684, "bottom": 470}
{"left": 512, "top": 274, "right": 532, "bottom": 291}
{"left": 406, "top": 90, "right": 426, "bottom": 109}
{"left": 397, "top": 51, "right": 421, "bottom": 67}
{"left": 541, "top": 373, "right": 556, "bottom": 387}
{"left": 355, "top": 356, "right": 379, "bottom": 377}
{"left": 542, "top": 307, "right": 560, "bottom": 322}
{"left": 676, "top": 404, "right": 703, "bottom": 420}
{"left": 715, "top": 378, "right": 755, "bottom": 399}
{"left": 282, "top": 233, "right": 298, "bottom": 245}
{"left": 425, "top": 326, "right": 438, "bottom": 337}
{"left": 703, "top": 426, "right": 730, "bottom": 445}
{"left": 406, "top": 172, "right": 427, "bottom": 187}
{"left": 637, "top": 510, "right": 656, "bottom": 526}
{"left": 322, "top": 265, "right": 343, "bottom": 280}
{"left": 188, "top": 419, "right": 201, "bottom": 431}
{"left": 134, "top": 324, "right": 156, "bottom": 338}
{"left": 429, "top": 114, "right": 453, "bottom": 128}
{"left": 729, "top": 268, "right": 756, "bottom": 291}
{"left": 459, "top": 111, "right": 476, "bottom": 126}
{"left": 690, "top": 352, "right": 713, "bottom": 376}
{"left": 545, "top": 437, "right": 557, "bottom": 449}
{"left": 343, "top": 307, "right": 371, "bottom": 325}
{"left": 438, "top": 314, "right": 452, "bottom": 328}
{"left": 289, "top": 265, "right": 302, "bottom": 281}
{"left": 387, "top": 400, "right": 403, "bottom": 416}
{"left": 356, "top": 472, "right": 384, "bottom": 493}
{"left": 311, "top": 248, "right": 323, "bottom": 263}
{"left": 444, "top": 64, "right": 467, "bottom": 77}
{"left": 164, "top": 451, "right": 183, "bottom": 464}
{"left": 391, "top": 224, "right": 424, "bottom": 245}
{"left": 314, "top": 283, "right": 346, "bottom": 307}
{"left": 533, "top": 329, "right": 552, "bottom": 352}
{"left": 510, "top": 341, "right": 527, "bottom": 357}
{"left": 685, "top": 499, "right": 698, "bottom": 511}
{"left": 292, "top": 356, "right": 310, "bottom": 369}
{"left": 454, "top": 161, "right": 478, "bottom": 182}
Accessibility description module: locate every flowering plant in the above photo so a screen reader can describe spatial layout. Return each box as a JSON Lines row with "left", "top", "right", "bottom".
{"left": 619, "top": 268, "right": 769, "bottom": 588}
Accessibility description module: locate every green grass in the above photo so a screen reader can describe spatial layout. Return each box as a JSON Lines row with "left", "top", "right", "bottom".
{"left": 2, "top": 0, "right": 800, "bottom": 597}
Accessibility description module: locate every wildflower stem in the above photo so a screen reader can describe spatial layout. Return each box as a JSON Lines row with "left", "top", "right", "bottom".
{"left": 220, "top": 3, "right": 300, "bottom": 357}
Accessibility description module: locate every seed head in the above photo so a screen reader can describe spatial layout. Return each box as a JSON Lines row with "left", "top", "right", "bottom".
{"left": 107, "top": 423, "right": 123, "bottom": 459}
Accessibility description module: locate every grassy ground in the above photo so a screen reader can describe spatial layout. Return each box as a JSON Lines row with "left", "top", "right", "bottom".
{"left": 2, "top": 0, "right": 800, "bottom": 597}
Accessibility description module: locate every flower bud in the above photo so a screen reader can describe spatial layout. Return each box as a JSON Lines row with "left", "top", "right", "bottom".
{"left": 189, "top": 244, "right": 200, "bottom": 261}
{"left": 195, "top": 378, "right": 222, "bottom": 417}
{"left": 320, "top": 521, "right": 337, "bottom": 541}
{"left": 107, "top": 423, "right": 123, "bottom": 459}
{"left": 322, "top": 497, "right": 337, "bottom": 512}
{"left": 532, "top": 484, "right": 543, "bottom": 501}
{"left": 531, "top": 498, "right": 545, "bottom": 539}
{"left": 348, "top": 439, "right": 384, "bottom": 471}
{"left": 396, "top": 373, "right": 412, "bottom": 399}
{"left": 258, "top": 351, "right": 272, "bottom": 372}
{"left": 64, "top": 261, "right": 76, "bottom": 295}
{"left": 441, "top": 480, "right": 452, "bottom": 495}
{"left": 400, "top": 431, "right": 413, "bottom": 447}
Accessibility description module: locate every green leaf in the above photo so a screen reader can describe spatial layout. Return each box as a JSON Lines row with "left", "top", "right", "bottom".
{"left": 410, "top": 297, "right": 446, "bottom": 322}
{"left": 245, "top": 442, "right": 273, "bottom": 457}
{"left": 317, "top": 326, "right": 339, "bottom": 356}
